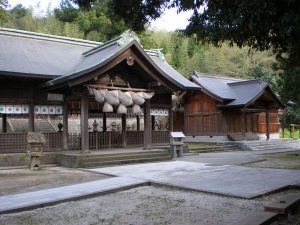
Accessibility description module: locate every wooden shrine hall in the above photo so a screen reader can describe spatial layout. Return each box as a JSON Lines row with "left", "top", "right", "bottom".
{"left": 0, "top": 28, "right": 199, "bottom": 153}
{"left": 175, "top": 72, "right": 285, "bottom": 141}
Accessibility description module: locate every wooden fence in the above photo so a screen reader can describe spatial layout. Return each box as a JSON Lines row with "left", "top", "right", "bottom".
{"left": 0, "top": 130, "right": 170, "bottom": 153}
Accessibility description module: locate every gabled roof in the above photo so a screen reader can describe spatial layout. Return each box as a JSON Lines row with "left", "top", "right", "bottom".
{"left": 191, "top": 71, "right": 284, "bottom": 108}
{"left": 0, "top": 28, "right": 198, "bottom": 91}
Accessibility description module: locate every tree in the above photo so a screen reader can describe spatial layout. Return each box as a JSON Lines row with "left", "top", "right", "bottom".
{"left": 248, "top": 66, "right": 280, "bottom": 93}
{"left": 0, "top": 0, "right": 8, "bottom": 20}
{"left": 111, "top": 0, "right": 300, "bottom": 123}
{"left": 111, "top": 0, "right": 300, "bottom": 63}
{"left": 54, "top": 0, "right": 127, "bottom": 41}
{"left": 10, "top": 4, "right": 27, "bottom": 19}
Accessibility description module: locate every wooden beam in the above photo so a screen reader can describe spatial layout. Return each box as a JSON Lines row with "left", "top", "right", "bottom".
{"left": 144, "top": 99, "right": 151, "bottom": 149}
{"left": 136, "top": 115, "right": 140, "bottom": 131}
{"left": 169, "top": 101, "right": 174, "bottom": 131}
{"left": 80, "top": 94, "right": 89, "bottom": 152}
{"left": 86, "top": 84, "right": 152, "bottom": 92}
{"left": 241, "top": 108, "right": 246, "bottom": 137}
{"left": 2, "top": 114, "right": 7, "bottom": 133}
{"left": 28, "top": 104, "right": 34, "bottom": 132}
{"left": 266, "top": 110, "right": 270, "bottom": 140}
{"left": 63, "top": 97, "right": 68, "bottom": 150}
{"left": 151, "top": 115, "right": 155, "bottom": 131}
{"left": 103, "top": 112, "right": 107, "bottom": 132}
{"left": 121, "top": 114, "right": 127, "bottom": 148}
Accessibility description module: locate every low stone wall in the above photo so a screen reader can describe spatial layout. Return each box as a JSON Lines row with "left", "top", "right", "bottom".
{"left": 0, "top": 152, "right": 57, "bottom": 167}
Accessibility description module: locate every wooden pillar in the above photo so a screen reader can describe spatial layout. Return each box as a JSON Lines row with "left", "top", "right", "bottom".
{"left": 121, "top": 114, "right": 127, "bottom": 148}
{"left": 81, "top": 94, "right": 89, "bottom": 152}
{"left": 241, "top": 108, "right": 246, "bottom": 139}
{"left": 2, "top": 114, "right": 7, "bottom": 133}
{"left": 144, "top": 99, "right": 151, "bottom": 149}
{"left": 266, "top": 110, "right": 270, "bottom": 140}
{"left": 136, "top": 115, "right": 140, "bottom": 131}
{"left": 28, "top": 104, "right": 34, "bottom": 132}
{"left": 169, "top": 97, "right": 173, "bottom": 131}
{"left": 103, "top": 112, "right": 107, "bottom": 132}
{"left": 151, "top": 115, "right": 155, "bottom": 131}
{"left": 63, "top": 98, "right": 68, "bottom": 150}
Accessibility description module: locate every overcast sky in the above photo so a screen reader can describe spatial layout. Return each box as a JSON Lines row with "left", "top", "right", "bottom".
{"left": 7, "top": 0, "right": 192, "bottom": 31}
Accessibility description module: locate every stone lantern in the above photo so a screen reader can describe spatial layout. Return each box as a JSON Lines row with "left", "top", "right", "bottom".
{"left": 170, "top": 132, "right": 185, "bottom": 158}
{"left": 27, "top": 132, "right": 46, "bottom": 170}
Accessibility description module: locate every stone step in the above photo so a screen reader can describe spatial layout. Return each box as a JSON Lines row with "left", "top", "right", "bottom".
{"left": 80, "top": 156, "right": 171, "bottom": 168}
{"left": 244, "top": 142, "right": 300, "bottom": 147}
{"left": 81, "top": 152, "right": 170, "bottom": 163}
{"left": 231, "top": 211, "right": 279, "bottom": 225}
{"left": 189, "top": 146, "right": 241, "bottom": 153}
{"left": 241, "top": 140, "right": 300, "bottom": 151}
{"left": 264, "top": 193, "right": 300, "bottom": 214}
{"left": 243, "top": 140, "right": 300, "bottom": 144}
{"left": 81, "top": 150, "right": 168, "bottom": 160}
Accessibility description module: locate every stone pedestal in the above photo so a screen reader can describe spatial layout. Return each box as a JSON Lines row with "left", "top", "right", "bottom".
{"left": 28, "top": 143, "right": 43, "bottom": 170}
{"left": 27, "top": 132, "right": 45, "bottom": 170}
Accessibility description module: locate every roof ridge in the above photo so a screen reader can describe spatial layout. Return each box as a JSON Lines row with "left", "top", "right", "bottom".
{"left": 82, "top": 36, "right": 121, "bottom": 56}
{"left": 193, "top": 71, "right": 246, "bottom": 81}
{"left": 0, "top": 27, "right": 102, "bottom": 47}
{"left": 145, "top": 49, "right": 166, "bottom": 61}
{"left": 82, "top": 30, "right": 141, "bottom": 57}
{"left": 228, "top": 78, "right": 264, "bottom": 86}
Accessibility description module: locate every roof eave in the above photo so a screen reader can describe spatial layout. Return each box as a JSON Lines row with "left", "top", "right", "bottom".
{"left": 0, "top": 70, "right": 60, "bottom": 80}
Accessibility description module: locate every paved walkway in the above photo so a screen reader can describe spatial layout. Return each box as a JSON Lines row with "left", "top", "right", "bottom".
{"left": 90, "top": 161, "right": 300, "bottom": 199}
{"left": 0, "top": 177, "right": 146, "bottom": 214}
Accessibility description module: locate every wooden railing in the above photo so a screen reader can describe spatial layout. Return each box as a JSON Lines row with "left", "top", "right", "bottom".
{"left": 0, "top": 133, "right": 28, "bottom": 153}
{"left": 127, "top": 131, "right": 144, "bottom": 146}
{"left": 89, "top": 131, "right": 122, "bottom": 149}
{"left": 0, "top": 130, "right": 170, "bottom": 153}
{"left": 289, "top": 124, "right": 300, "bottom": 139}
{"left": 152, "top": 130, "right": 170, "bottom": 145}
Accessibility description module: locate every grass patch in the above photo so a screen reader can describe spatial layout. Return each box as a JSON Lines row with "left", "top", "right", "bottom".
{"left": 280, "top": 128, "right": 300, "bottom": 139}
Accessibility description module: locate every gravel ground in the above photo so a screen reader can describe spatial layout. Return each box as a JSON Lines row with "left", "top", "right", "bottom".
{"left": 1, "top": 186, "right": 299, "bottom": 225}
{"left": 0, "top": 167, "right": 109, "bottom": 195}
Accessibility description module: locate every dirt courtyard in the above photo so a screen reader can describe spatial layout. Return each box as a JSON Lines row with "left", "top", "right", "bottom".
{"left": 0, "top": 186, "right": 299, "bottom": 225}
{"left": 0, "top": 167, "right": 109, "bottom": 196}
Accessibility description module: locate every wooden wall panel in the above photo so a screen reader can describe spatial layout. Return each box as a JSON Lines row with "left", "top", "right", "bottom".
{"left": 258, "top": 112, "right": 280, "bottom": 133}
{"left": 184, "top": 91, "right": 223, "bottom": 135}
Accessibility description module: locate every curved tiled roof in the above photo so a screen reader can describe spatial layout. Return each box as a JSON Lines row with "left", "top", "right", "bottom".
{"left": 0, "top": 28, "right": 198, "bottom": 91}
{"left": 192, "top": 71, "right": 284, "bottom": 108}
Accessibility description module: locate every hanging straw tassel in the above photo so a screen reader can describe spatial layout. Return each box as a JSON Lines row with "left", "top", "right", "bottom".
{"left": 87, "top": 87, "right": 94, "bottom": 95}
{"left": 142, "top": 92, "right": 154, "bottom": 99}
{"left": 103, "top": 90, "right": 120, "bottom": 106}
{"left": 102, "top": 102, "right": 113, "bottom": 112}
{"left": 132, "top": 104, "right": 142, "bottom": 114}
{"left": 137, "top": 92, "right": 154, "bottom": 100}
{"left": 130, "top": 91, "right": 145, "bottom": 105}
{"left": 94, "top": 89, "right": 105, "bottom": 103}
{"left": 111, "top": 90, "right": 119, "bottom": 97}
{"left": 118, "top": 90, "right": 133, "bottom": 106}
{"left": 117, "top": 104, "right": 127, "bottom": 114}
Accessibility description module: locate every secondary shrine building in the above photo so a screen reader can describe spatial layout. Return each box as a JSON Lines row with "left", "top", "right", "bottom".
{"left": 0, "top": 28, "right": 199, "bottom": 153}
{"left": 174, "top": 72, "right": 284, "bottom": 141}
